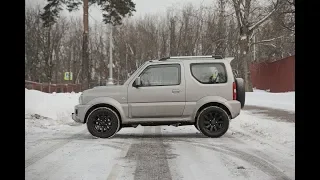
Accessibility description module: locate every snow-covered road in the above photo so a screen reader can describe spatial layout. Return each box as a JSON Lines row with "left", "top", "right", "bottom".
{"left": 25, "top": 112, "right": 294, "bottom": 180}
{"left": 25, "top": 89, "right": 295, "bottom": 180}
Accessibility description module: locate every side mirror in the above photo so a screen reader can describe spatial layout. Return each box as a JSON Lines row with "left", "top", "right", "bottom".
{"left": 134, "top": 77, "right": 141, "bottom": 87}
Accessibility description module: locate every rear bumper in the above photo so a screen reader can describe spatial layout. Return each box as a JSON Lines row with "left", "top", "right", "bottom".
{"left": 225, "top": 100, "right": 241, "bottom": 119}
{"left": 72, "top": 104, "right": 88, "bottom": 123}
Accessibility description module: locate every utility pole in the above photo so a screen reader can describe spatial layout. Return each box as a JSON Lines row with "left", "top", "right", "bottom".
{"left": 106, "top": 23, "right": 114, "bottom": 85}
{"left": 125, "top": 44, "right": 128, "bottom": 79}
{"left": 253, "top": 34, "right": 256, "bottom": 61}
{"left": 82, "top": 0, "right": 90, "bottom": 89}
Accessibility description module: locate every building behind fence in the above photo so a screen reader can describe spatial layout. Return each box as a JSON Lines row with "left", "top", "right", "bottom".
{"left": 250, "top": 55, "right": 295, "bottom": 93}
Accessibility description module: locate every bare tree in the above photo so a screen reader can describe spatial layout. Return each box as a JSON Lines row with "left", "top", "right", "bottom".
{"left": 25, "top": 1, "right": 294, "bottom": 89}
{"left": 231, "top": 0, "right": 284, "bottom": 91}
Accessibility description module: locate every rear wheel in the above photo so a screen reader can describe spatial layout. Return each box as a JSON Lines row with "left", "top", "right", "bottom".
{"left": 196, "top": 106, "right": 229, "bottom": 138}
{"left": 86, "top": 107, "right": 120, "bottom": 138}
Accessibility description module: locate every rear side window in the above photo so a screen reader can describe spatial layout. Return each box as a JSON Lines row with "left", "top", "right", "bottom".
{"left": 190, "top": 63, "right": 227, "bottom": 84}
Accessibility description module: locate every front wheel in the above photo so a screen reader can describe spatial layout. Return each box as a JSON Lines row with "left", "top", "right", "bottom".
{"left": 86, "top": 107, "right": 120, "bottom": 138}
{"left": 196, "top": 106, "right": 229, "bottom": 138}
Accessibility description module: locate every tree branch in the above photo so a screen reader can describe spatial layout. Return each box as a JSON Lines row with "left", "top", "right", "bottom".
{"left": 250, "top": 34, "right": 293, "bottom": 47}
{"left": 248, "top": 0, "right": 281, "bottom": 32}
{"left": 232, "top": 0, "right": 243, "bottom": 27}
{"left": 248, "top": 9, "right": 275, "bottom": 32}
{"left": 258, "top": 43, "right": 276, "bottom": 48}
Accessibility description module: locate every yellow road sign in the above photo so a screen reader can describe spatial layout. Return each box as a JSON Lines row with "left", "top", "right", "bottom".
{"left": 64, "top": 72, "right": 73, "bottom": 80}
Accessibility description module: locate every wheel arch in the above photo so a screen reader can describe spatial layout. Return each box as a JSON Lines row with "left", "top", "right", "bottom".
{"left": 84, "top": 103, "right": 122, "bottom": 124}
{"left": 192, "top": 96, "right": 232, "bottom": 121}
{"left": 84, "top": 97, "right": 125, "bottom": 123}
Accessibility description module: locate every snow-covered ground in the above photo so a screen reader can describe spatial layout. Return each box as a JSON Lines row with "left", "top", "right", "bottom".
{"left": 25, "top": 89, "right": 82, "bottom": 134}
{"left": 246, "top": 89, "right": 295, "bottom": 112}
{"left": 25, "top": 89, "right": 295, "bottom": 180}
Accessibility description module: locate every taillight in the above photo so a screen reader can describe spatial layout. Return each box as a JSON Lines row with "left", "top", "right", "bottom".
{"left": 233, "top": 82, "right": 237, "bottom": 100}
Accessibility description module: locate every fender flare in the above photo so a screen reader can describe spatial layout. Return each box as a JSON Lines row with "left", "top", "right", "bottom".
{"left": 191, "top": 96, "right": 232, "bottom": 120}
{"left": 84, "top": 97, "right": 126, "bottom": 122}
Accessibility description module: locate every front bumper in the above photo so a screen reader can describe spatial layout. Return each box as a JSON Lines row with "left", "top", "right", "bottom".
{"left": 72, "top": 104, "right": 89, "bottom": 123}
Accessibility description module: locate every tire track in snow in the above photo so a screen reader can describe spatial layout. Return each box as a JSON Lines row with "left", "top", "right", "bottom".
{"left": 124, "top": 126, "right": 172, "bottom": 180}
{"left": 25, "top": 129, "right": 88, "bottom": 168}
{"left": 177, "top": 139, "right": 291, "bottom": 180}
{"left": 106, "top": 135, "right": 134, "bottom": 180}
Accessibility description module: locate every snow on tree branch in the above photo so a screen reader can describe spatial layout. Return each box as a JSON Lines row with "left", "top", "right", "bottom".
{"left": 248, "top": 0, "right": 281, "bottom": 32}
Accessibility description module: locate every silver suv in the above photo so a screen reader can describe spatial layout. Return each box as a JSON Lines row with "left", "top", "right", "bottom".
{"left": 72, "top": 55, "right": 245, "bottom": 138}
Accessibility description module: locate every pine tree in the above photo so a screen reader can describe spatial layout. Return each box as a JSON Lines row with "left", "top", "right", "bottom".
{"left": 40, "top": 0, "right": 136, "bottom": 89}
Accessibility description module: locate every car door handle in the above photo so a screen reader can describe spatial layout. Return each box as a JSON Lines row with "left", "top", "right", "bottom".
{"left": 172, "top": 89, "right": 180, "bottom": 93}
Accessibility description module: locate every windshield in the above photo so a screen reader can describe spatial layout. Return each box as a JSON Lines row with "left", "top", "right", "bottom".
{"left": 123, "top": 61, "right": 149, "bottom": 84}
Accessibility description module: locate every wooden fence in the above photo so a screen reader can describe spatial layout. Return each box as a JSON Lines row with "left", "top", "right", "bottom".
{"left": 25, "top": 80, "right": 82, "bottom": 93}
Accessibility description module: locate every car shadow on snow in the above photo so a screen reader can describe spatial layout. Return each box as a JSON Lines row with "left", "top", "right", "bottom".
{"left": 55, "top": 132, "right": 210, "bottom": 140}
{"left": 112, "top": 132, "right": 209, "bottom": 139}
{"left": 41, "top": 132, "right": 234, "bottom": 141}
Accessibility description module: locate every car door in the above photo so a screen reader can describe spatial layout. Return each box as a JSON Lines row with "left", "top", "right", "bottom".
{"left": 127, "top": 63, "right": 186, "bottom": 118}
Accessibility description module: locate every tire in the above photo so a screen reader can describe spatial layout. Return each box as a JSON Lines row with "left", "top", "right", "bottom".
{"left": 86, "top": 107, "right": 120, "bottom": 138}
{"left": 235, "top": 78, "right": 245, "bottom": 108}
{"left": 196, "top": 106, "right": 229, "bottom": 138}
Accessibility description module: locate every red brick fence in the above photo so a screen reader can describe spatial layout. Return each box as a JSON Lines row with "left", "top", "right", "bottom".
{"left": 25, "top": 80, "right": 82, "bottom": 93}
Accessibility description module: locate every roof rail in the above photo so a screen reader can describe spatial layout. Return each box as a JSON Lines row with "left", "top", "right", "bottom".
{"left": 159, "top": 55, "right": 223, "bottom": 61}
{"left": 159, "top": 57, "right": 170, "bottom": 61}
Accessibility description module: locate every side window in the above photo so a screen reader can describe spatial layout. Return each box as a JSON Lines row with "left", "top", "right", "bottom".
{"left": 139, "top": 64, "right": 180, "bottom": 87}
{"left": 190, "top": 63, "right": 227, "bottom": 84}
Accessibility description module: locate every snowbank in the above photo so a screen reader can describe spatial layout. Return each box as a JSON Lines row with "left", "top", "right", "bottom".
{"left": 246, "top": 89, "right": 295, "bottom": 112}
{"left": 25, "top": 89, "right": 81, "bottom": 120}
{"left": 25, "top": 89, "right": 81, "bottom": 133}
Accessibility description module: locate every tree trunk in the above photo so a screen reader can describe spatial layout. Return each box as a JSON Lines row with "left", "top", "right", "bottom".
{"left": 239, "top": 36, "right": 253, "bottom": 92}
{"left": 55, "top": 48, "right": 59, "bottom": 84}
{"left": 82, "top": 0, "right": 90, "bottom": 90}
{"left": 169, "top": 19, "right": 176, "bottom": 56}
{"left": 72, "top": 44, "right": 77, "bottom": 84}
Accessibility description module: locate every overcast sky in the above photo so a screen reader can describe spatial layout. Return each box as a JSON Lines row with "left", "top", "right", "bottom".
{"left": 26, "top": 0, "right": 214, "bottom": 24}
